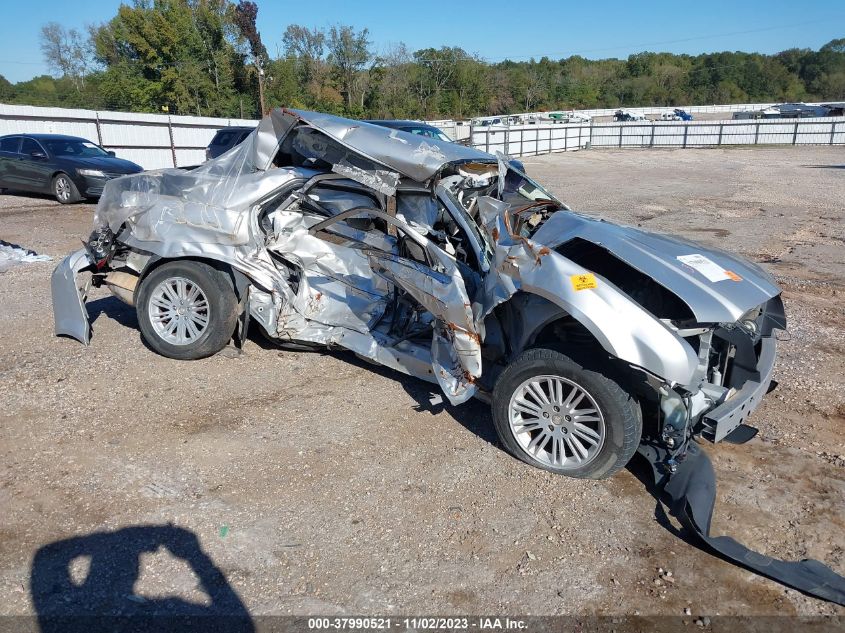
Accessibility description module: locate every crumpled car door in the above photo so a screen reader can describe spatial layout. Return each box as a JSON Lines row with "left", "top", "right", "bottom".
{"left": 308, "top": 209, "right": 481, "bottom": 405}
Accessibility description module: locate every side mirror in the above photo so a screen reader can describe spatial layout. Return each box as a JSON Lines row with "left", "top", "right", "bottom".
{"left": 107, "top": 150, "right": 116, "bottom": 157}
{"left": 30, "top": 151, "right": 46, "bottom": 159}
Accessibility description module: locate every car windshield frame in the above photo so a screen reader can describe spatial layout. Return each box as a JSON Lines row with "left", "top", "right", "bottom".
{"left": 44, "top": 139, "right": 110, "bottom": 158}
{"left": 439, "top": 186, "right": 493, "bottom": 272}
{"left": 399, "top": 126, "right": 454, "bottom": 143}
{"left": 503, "top": 161, "right": 565, "bottom": 207}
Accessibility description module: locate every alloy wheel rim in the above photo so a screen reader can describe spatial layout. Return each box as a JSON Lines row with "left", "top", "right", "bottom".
{"left": 56, "top": 177, "right": 70, "bottom": 201}
{"left": 148, "top": 276, "right": 211, "bottom": 346}
{"left": 507, "top": 374, "right": 606, "bottom": 470}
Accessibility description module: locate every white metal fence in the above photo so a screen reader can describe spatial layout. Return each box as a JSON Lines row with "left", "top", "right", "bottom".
{"left": 470, "top": 124, "right": 591, "bottom": 155}
{"left": 474, "top": 102, "right": 836, "bottom": 123}
{"left": 469, "top": 117, "right": 845, "bottom": 157}
{"left": 0, "top": 104, "right": 256, "bottom": 169}
{"left": 2, "top": 103, "right": 843, "bottom": 168}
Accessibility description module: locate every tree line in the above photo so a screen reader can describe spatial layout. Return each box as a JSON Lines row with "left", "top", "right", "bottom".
{"left": 0, "top": 0, "right": 842, "bottom": 120}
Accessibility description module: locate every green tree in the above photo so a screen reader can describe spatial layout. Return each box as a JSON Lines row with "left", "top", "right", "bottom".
{"left": 39, "top": 22, "right": 92, "bottom": 91}
{"left": 326, "top": 25, "right": 371, "bottom": 109}
{"left": 90, "top": 0, "right": 244, "bottom": 116}
{"left": 0, "top": 75, "right": 14, "bottom": 101}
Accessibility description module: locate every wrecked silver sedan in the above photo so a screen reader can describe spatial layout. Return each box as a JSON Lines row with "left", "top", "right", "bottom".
{"left": 52, "top": 108, "right": 786, "bottom": 479}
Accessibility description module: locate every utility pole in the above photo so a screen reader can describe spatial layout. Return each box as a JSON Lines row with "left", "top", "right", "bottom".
{"left": 257, "top": 64, "right": 266, "bottom": 115}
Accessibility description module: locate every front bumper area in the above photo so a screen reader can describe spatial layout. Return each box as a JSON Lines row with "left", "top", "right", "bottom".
{"left": 51, "top": 249, "right": 94, "bottom": 344}
{"left": 80, "top": 175, "right": 113, "bottom": 198}
{"left": 701, "top": 336, "right": 777, "bottom": 442}
{"left": 79, "top": 172, "right": 131, "bottom": 198}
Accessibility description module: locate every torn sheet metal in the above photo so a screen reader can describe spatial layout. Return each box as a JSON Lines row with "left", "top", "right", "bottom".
{"left": 472, "top": 195, "right": 700, "bottom": 386}
{"left": 331, "top": 160, "right": 400, "bottom": 197}
{"left": 368, "top": 250, "right": 480, "bottom": 404}
{"left": 267, "top": 209, "right": 392, "bottom": 337}
{"left": 639, "top": 441, "right": 845, "bottom": 606}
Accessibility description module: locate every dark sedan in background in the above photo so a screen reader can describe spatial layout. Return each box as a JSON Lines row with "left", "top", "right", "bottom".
{"left": 0, "top": 134, "right": 142, "bottom": 204}
{"left": 364, "top": 119, "right": 455, "bottom": 142}
{"left": 205, "top": 126, "right": 254, "bottom": 160}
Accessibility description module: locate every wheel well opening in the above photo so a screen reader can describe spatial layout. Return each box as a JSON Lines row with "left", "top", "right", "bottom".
{"left": 136, "top": 256, "right": 239, "bottom": 304}
{"left": 139, "top": 256, "right": 234, "bottom": 285}
{"left": 531, "top": 314, "right": 659, "bottom": 435}
{"left": 532, "top": 314, "right": 599, "bottom": 355}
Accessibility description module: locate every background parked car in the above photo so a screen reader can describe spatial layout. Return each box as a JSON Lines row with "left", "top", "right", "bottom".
{"left": 613, "top": 109, "right": 649, "bottom": 122}
{"left": 205, "top": 126, "right": 254, "bottom": 160}
{"left": 659, "top": 109, "right": 694, "bottom": 121}
{"left": 0, "top": 134, "right": 142, "bottom": 204}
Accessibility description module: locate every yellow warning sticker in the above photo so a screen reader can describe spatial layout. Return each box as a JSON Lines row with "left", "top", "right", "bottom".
{"left": 571, "top": 273, "right": 598, "bottom": 291}
{"left": 725, "top": 270, "right": 743, "bottom": 282}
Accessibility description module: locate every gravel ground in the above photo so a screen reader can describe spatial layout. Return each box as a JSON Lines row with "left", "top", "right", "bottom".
{"left": 0, "top": 147, "right": 843, "bottom": 620}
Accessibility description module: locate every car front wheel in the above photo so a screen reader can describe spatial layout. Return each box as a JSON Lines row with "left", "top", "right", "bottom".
{"left": 136, "top": 260, "right": 239, "bottom": 360}
{"left": 52, "top": 173, "right": 81, "bottom": 204}
{"left": 492, "top": 348, "right": 641, "bottom": 479}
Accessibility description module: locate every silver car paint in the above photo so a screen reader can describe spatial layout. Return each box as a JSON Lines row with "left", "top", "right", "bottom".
{"left": 471, "top": 196, "right": 700, "bottom": 387}
{"left": 51, "top": 107, "right": 780, "bottom": 405}
{"left": 51, "top": 248, "right": 93, "bottom": 345}
{"left": 532, "top": 211, "right": 781, "bottom": 323}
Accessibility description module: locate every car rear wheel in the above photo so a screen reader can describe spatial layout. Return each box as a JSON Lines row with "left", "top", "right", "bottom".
{"left": 492, "top": 348, "right": 641, "bottom": 479}
{"left": 136, "top": 261, "right": 239, "bottom": 360}
{"left": 52, "top": 173, "right": 81, "bottom": 204}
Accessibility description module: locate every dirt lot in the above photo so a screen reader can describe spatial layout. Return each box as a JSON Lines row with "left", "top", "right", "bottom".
{"left": 0, "top": 147, "right": 843, "bottom": 620}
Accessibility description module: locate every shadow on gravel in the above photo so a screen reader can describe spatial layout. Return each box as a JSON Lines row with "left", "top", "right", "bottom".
{"left": 30, "top": 524, "right": 254, "bottom": 633}
{"left": 625, "top": 451, "right": 685, "bottom": 539}
{"left": 326, "top": 348, "right": 499, "bottom": 444}
{"left": 801, "top": 164, "right": 845, "bottom": 169}
{"left": 87, "top": 296, "right": 137, "bottom": 329}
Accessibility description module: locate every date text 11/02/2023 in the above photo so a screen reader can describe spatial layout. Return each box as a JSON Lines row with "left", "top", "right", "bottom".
{"left": 307, "top": 617, "right": 528, "bottom": 630}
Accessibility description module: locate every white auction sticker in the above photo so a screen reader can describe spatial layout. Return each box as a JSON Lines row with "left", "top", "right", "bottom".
{"left": 677, "top": 253, "right": 731, "bottom": 282}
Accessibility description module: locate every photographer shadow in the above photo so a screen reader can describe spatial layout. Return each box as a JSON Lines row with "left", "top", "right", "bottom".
{"left": 30, "top": 524, "right": 254, "bottom": 633}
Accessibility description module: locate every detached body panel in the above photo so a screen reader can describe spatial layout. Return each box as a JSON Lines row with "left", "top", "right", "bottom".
{"left": 51, "top": 249, "right": 94, "bottom": 345}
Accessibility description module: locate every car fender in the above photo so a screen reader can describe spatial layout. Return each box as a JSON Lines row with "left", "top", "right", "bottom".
{"left": 516, "top": 264, "right": 699, "bottom": 386}
{"left": 476, "top": 196, "right": 698, "bottom": 386}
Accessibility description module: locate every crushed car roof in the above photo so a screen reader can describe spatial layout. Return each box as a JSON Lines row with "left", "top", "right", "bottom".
{"left": 253, "top": 108, "right": 495, "bottom": 182}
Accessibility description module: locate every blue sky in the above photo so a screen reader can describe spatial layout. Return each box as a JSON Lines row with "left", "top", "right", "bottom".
{"left": 0, "top": 0, "right": 842, "bottom": 82}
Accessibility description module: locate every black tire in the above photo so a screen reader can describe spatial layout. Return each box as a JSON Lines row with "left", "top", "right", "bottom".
{"left": 492, "top": 348, "right": 641, "bottom": 479}
{"left": 52, "top": 173, "right": 81, "bottom": 204}
{"left": 136, "top": 260, "right": 239, "bottom": 360}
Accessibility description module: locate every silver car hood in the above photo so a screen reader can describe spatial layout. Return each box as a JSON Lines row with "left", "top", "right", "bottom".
{"left": 531, "top": 211, "right": 780, "bottom": 323}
